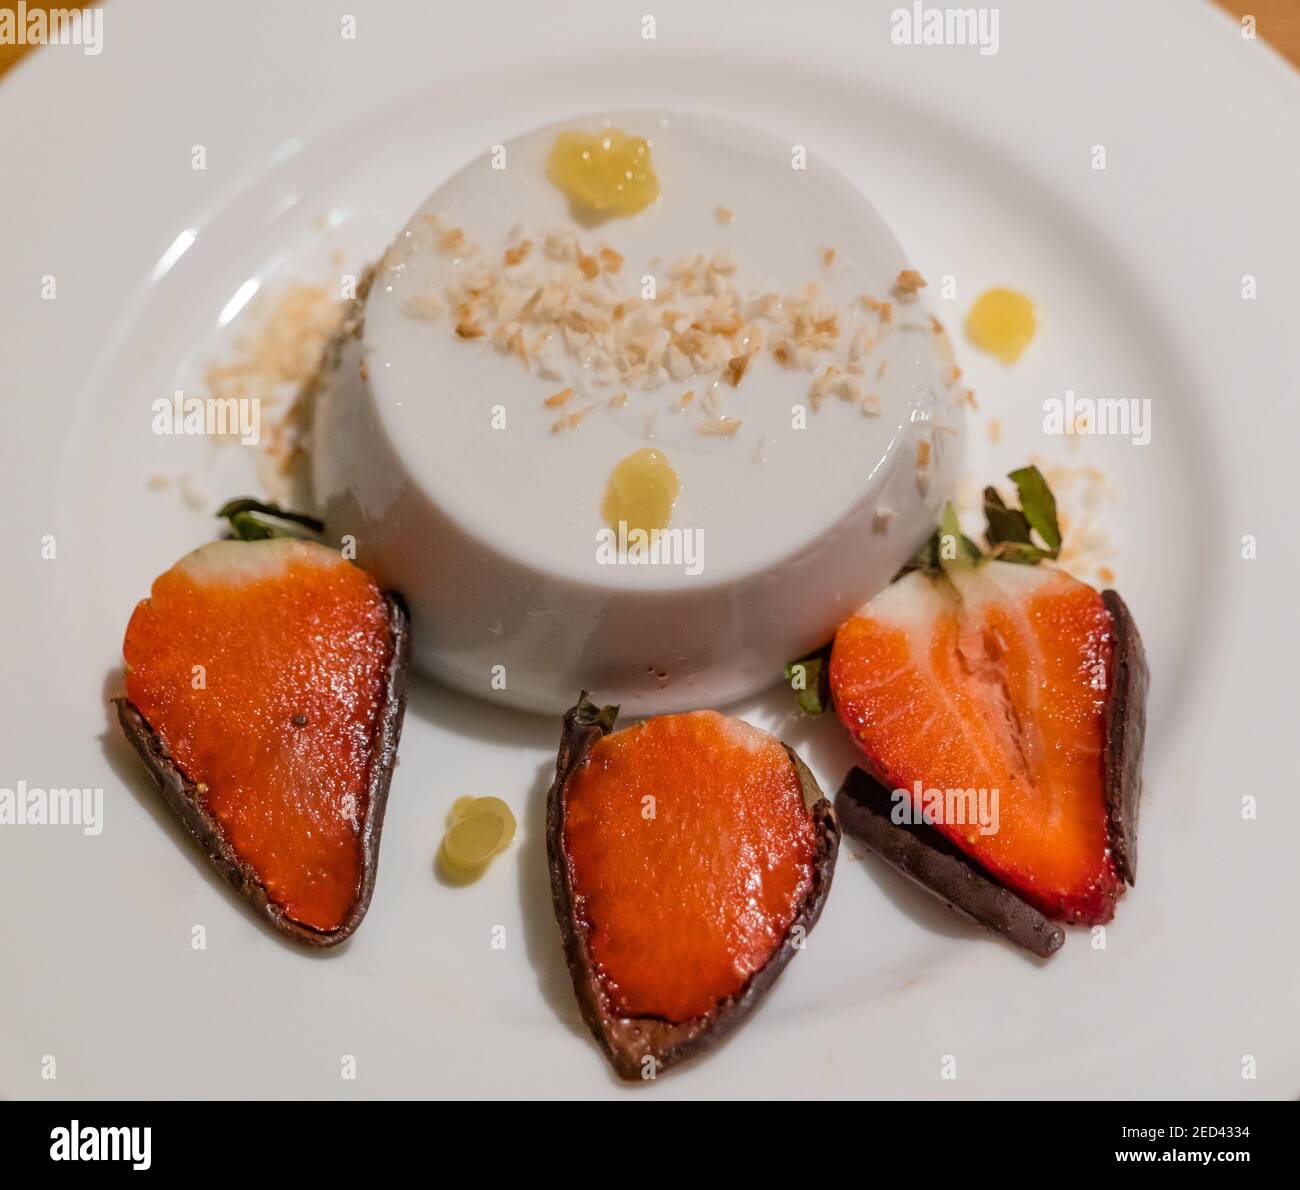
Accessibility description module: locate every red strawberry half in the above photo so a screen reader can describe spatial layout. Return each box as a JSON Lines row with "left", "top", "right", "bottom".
{"left": 116, "top": 533, "right": 410, "bottom": 946}
{"left": 829, "top": 559, "right": 1144, "bottom": 925}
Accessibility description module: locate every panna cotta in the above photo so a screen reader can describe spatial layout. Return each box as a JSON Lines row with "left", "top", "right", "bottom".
{"left": 312, "top": 111, "right": 965, "bottom": 714}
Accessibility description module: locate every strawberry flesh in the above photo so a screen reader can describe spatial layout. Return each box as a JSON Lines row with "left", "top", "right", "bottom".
{"left": 563, "top": 711, "right": 817, "bottom": 1022}
{"left": 123, "top": 539, "right": 394, "bottom": 933}
{"left": 830, "top": 561, "right": 1123, "bottom": 923}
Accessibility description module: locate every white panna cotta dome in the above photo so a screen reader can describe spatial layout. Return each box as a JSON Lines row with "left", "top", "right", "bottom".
{"left": 312, "top": 112, "right": 965, "bottom": 714}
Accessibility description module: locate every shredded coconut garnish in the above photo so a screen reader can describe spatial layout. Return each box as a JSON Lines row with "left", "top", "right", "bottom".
{"left": 201, "top": 281, "right": 346, "bottom": 500}
{"left": 894, "top": 268, "right": 927, "bottom": 299}
{"left": 397, "top": 216, "right": 918, "bottom": 434}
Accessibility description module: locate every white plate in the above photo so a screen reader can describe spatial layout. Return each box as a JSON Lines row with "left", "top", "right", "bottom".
{"left": 3, "top": 0, "right": 1298, "bottom": 1099}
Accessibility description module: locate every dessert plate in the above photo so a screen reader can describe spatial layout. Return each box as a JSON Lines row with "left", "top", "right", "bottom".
{"left": 2, "top": 0, "right": 1297, "bottom": 1098}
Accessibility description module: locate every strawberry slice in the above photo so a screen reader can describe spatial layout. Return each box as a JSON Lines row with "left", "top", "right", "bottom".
{"left": 116, "top": 538, "right": 409, "bottom": 946}
{"left": 830, "top": 560, "right": 1132, "bottom": 924}
{"left": 547, "top": 696, "right": 839, "bottom": 1079}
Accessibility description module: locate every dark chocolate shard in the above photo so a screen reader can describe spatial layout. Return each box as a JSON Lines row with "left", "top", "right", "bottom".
{"left": 1101, "top": 589, "right": 1147, "bottom": 886}
{"left": 835, "top": 767, "right": 1065, "bottom": 958}
{"left": 546, "top": 694, "right": 839, "bottom": 1080}
{"left": 114, "top": 593, "right": 410, "bottom": 948}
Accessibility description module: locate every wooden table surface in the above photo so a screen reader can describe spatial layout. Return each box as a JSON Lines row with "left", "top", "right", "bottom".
{"left": 1217, "top": 0, "right": 1300, "bottom": 67}
{"left": 3, "top": 1, "right": 1299, "bottom": 78}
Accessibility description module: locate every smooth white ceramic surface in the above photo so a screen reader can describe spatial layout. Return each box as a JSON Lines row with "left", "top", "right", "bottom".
{"left": 313, "top": 110, "right": 963, "bottom": 713}
{"left": 2, "top": 0, "right": 1298, "bottom": 1100}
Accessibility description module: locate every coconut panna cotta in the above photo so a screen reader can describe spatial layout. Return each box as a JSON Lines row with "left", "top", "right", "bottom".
{"left": 311, "top": 112, "right": 966, "bottom": 714}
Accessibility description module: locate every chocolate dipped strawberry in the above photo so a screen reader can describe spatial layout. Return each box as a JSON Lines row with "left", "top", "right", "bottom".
{"left": 812, "top": 468, "right": 1147, "bottom": 940}
{"left": 547, "top": 696, "right": 838, "bottom": 1079}
{"left": 115, "top": 505, "right": 409, "bottom": 947}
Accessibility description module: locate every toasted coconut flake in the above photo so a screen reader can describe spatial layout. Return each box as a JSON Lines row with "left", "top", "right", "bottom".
{"left": 698, "top": 416, "right": 742, "bottom": 436}
{"left": 809, "top": 365, "right": 838, "bottom": 409}
{"left": 505, "top": 325, "right": 529, "bottom": 368}
{"left": 551, "top": 403, "right": 594, "bottom": 433}
{"left": 544, "top": 387, "right": 574, "bottom": 408}
{"left": 438, "top": 227, "right": 467, "bottom": 253}
{"left": 822, "top": 248, "right": 836, "bottom": 268}
{"left": 894, "top": 269, "right": 927, "bottom": 299}
{"left": 504, "top": 239, "right": 533, "bottom": 267}
{"left": 599, "top": 247, "right": 624, "bottom": 273}
{"left": 455, "top": 307, "right": 485, "bottom": 339}
{"left": 666, "top": 346, "right": 693, "bottom": 381}
{"left": 835, "top": 375, "right": 862, "bottom": 403}
{"left": 715, "top": 205, "right": 735, "bottom": 225}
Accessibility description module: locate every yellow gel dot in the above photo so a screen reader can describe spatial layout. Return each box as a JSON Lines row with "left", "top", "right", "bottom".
{"left": 459, "top": 797, "right": 515, "bottom": 824}
{"left": 602, "top": 448, "right": 680, "bottom": 534}
{"left": 966, "top": 287, "right": 1037, "bottom": 364}
{"left": 443, "top": 814, "right": 507, "bottom": 870}
{"left": 547, "top": 129, "right": 659, "bottom": 217}
{"left": 438, "top": 797, "right": 518, "bottom": 881}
